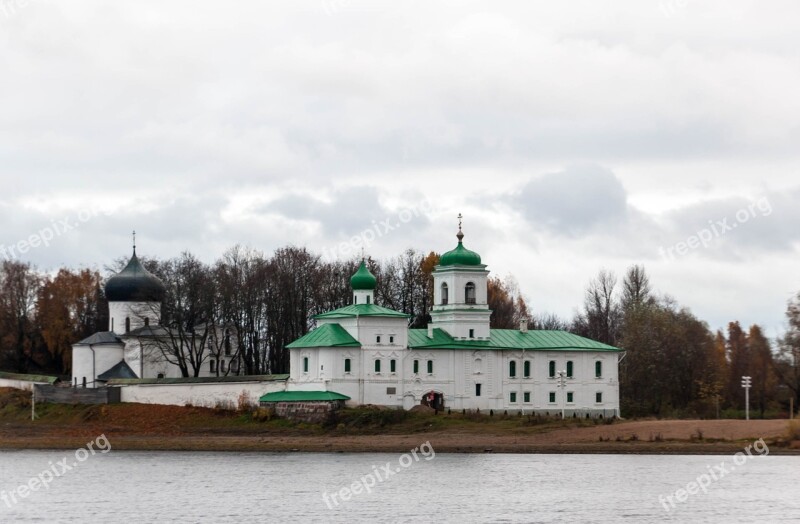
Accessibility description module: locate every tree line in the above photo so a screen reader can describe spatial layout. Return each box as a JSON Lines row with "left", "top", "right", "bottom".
{"left": 1, "top": 248, "right": 798, "bottom": 418}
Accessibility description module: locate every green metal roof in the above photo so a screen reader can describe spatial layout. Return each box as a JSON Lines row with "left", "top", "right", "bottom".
{"left": 259, "top": 390, "right": 350, "bottom": 403}
{"left": 350, "top": 260, "right": 377, "bottom": 290}
{"left": 313, "top": 304, "right": 411, "bottom": 320}
{"left": 408, "top": 328, "right": 621, "bottom": 351}
{"left": 286, "top": 323, "right": 361, "bottom": 349}
{"left": 0, "top": 371, "right": 60, "bottom": 384}
{"left": 106, "top": 374, "right": 289, "bottom": 385}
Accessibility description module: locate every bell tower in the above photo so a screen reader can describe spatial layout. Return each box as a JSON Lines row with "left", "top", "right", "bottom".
{"left": 429, "top": 215, "right": 491, "bottom": 339}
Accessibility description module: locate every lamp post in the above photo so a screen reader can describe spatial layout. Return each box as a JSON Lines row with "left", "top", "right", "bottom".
{"left": 741, "top": 375, "right": 752, "bottom": 421}
{"left": 556, "top": 369, "right": 567, "bottom": 419}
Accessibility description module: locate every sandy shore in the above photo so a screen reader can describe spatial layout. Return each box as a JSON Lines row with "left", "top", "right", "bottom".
{"left": 2, "top": 419, "right": 798, "bottom": 455}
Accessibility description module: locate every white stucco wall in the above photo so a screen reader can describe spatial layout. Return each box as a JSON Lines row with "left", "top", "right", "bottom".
{"left": 118, "top": 380, "right": 287, "bottom": 408}
{"left": 109, "top": 301, "right": 161, "bottom": 335}
{"left": 71, "top": 342, "right": 125, "bottom": 388}
{"left": 0, "top": 378, "right": 49, "bottom": 391}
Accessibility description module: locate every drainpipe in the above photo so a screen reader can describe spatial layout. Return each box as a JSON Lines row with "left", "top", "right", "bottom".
{"left": 88, "top": 344, "right": 96, "bottom": 388}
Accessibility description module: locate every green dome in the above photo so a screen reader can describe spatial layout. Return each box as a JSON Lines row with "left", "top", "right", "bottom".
{"left": 350, "top": 260, "right": 377, "bottom": 290}
{"left": 439, "top": 232, "right": 482, "bottom": 266}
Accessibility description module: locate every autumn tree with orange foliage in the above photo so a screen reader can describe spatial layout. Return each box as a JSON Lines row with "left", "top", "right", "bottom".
{"left": 36, "top": 269, "right": 107, "bottom": 374}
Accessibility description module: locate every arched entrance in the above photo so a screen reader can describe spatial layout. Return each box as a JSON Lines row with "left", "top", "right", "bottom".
{"left": 421, "top": 390, "right": 445, "bottom": 411}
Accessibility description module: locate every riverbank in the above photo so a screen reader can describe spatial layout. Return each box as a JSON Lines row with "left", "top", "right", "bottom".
{"left": 1, "top": 389, "right": 798, "bottom": 454}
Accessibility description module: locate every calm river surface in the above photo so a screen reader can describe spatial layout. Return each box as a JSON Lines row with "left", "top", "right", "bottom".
{"left": 0, "top": 450, "right": 797, "bottom": 523}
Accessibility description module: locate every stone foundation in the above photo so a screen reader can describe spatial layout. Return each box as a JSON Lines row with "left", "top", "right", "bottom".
{"left": 265, "top": 399, "right": 346, "bottom": 423}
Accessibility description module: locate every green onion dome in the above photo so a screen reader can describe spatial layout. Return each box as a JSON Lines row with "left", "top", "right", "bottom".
{"left": 439, "top": 230, "right": 482, "bottom": 266}
{"left": 350, "top": 260, "right": 377, "bottom": 290}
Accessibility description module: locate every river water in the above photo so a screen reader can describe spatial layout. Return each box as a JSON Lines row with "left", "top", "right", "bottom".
{"left": 0, "top": 449, "right": 797, "bottom": 523}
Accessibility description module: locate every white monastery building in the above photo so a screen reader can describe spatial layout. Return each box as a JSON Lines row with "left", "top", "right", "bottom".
{"left": 284, "top": 224, "right": 623, "bottom": 416}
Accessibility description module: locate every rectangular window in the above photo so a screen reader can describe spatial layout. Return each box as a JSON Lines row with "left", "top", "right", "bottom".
{"left": 596, "top": 392, "right": 603, "bottom": 403}
{"left": 549, "top": 391, "right": 556, "bottom": 403}
{"left": 390, "top": 359, "right": 396, "bottom": 373}
{"left": 303, "top": 357, "right": 309, "bottom": 373}
{"left": 475, "top": 383, "right": 482, "bottom": 397}
{"left": 523, "top": 360, "right": 531, "bottom": 378}
{"left": 523, "top": 391, "right": 531, "bottom": 403}
{"left": 221, "top": 360, "right": 227, "bottom": 372}
{"left": 413, "top": 360, "right": 419, "bottom": 374}
{"left": 389, "top": 335, "right": 394, "bottom": 344}
{"left": 387, "top": 387, "right": 397, "bottom": 395}
{"left": 510, "top": 392, "right": 517, "bottom": 403}
{"left": 549, "top": 360, "right": 556, "bottom": 378}
{"left": 595, "top": 361, "right": 602, "bottom": 378}
{"left": 566, "top": 360, "right": 574, "bottom": 378}
{"left": 374, "top": 360, "right": 381, "bottom": 373}
{"left": 210, "top": 360, "right": 216, "bottom": 373}
{"left": 427, "top": 360, "right": 433, "bottom": 374}
{"left": 567, "top": 392, "right": 574, "bottom": 403}
{"left": 344, "top": 358, "right": 351, "bottom": 373}
{"left": 509, "top": 360, "right": 517, "bottom": 378}
{"left": 469, "top": 329, "right": 475, "bottom": 338}
{"left": 376, "top": 335, "right": 381, "bottom": 344}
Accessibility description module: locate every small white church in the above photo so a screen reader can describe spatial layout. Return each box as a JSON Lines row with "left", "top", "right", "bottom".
{"left": 71, "top": 223, "right": 622, "bottom": 416}
{"left": 71, "top": 247, "right": 239, "bottom": 388}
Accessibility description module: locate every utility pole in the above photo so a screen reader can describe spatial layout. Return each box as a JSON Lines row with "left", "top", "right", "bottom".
{"left": 557, "top": 369, "right": 567, "bottom": 419}
{"left": 741, "top": 376, "right": 752, "bottom": 421}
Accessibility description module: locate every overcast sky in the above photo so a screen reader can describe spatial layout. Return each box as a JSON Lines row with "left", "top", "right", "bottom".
{"left": 1, "top": 0, "right": 798, "bottom": 337}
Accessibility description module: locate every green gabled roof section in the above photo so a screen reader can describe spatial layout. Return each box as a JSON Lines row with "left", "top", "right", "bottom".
{"left": 107, "top": 374, "right": 289, "bottom": 386}
{"left": 0, "top": 371, "right": 60, "bottom": 384}
{"left": 259, "top": 390, "right": 350, "bottom": 403}
{"left": 286, "top": 323, "right": 361, "bottom": 349}
{"left": 313, "top": 304, "right": 411, "bottom": 320}
{"left": 408, "top": 328, "right": 621, "bottom": 352}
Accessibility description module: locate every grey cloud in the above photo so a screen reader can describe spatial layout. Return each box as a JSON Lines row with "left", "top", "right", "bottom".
{"left": 515, "top": 165, "right": 629, "bottom": 236}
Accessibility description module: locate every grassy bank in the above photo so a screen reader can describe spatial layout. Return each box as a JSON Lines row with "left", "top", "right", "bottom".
{"left": 1, "top": 388, "right": 798, "bottom": 454}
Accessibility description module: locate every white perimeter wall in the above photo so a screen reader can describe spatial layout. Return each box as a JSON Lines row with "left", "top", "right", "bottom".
{"left": 0, "top": 378, "right": 49, "bottom": 391}
{"left": 118, "top": 380, "right": 287, "bottom": 409}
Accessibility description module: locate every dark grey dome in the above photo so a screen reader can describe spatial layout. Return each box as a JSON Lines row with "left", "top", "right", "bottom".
{"left": 105, "top": 252, "right": 166, "bottom": 302}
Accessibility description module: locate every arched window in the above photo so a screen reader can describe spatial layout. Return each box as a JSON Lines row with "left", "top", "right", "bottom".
{"left": 125, "top": 317, "right": 131, "bottom": 333}
{"left": 465, "top": 282, "right": 476, "bottom": 304}
{"left": 144, "top": 317, "right": 150, "bottom": 326}
{"left": 509, "top": 360, "right": 517, "bottom": 378}
{"left": 441, "top": 283, "right": 449, "bottom": 305}
{"left": 225, "top": 329, "right": 232, "bottom": 356}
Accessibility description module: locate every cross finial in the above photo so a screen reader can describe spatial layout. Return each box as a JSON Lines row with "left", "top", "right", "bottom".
{"left": 458, "top": 213, "right": 463, "bottom": 232}
{"left": 132, "top": 230, "right": 136, "bottom": 255}
{"left": 456, "top": 213, "right": 464, "bottom": 242}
